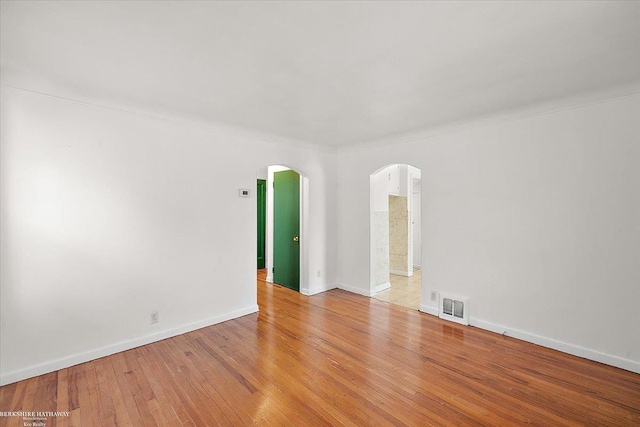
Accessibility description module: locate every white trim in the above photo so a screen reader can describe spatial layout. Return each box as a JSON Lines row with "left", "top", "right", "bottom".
{"left": 337, "top": 283, "right": 375, "bottom": 297}
{"left": 390, "top": 269, "right": 412, "bottom": 277}
{"left": 0, "top": 305, "right": 259, "bottom": 386}
{"left": 266, "top": 275, "right": 273, "bottom": 283}
{"left": 374, "top": 282, "right": 391, "bottom": 294}
{"left": 303, "top": 284, "right": 337, "bottom": 296}
{"left": 382, "top": 291, "right": 640, "bottom": 374}
{"left": 419, "top": 304, "right": 439, "bottom": 316}
{"left": 470, "top": 317, "right": 640, "bottom": 374}
{"left": 299, "top": 175, "right": 309, "bottom": 294}
{"left": 368, "top": 173, "right": 377, "bottom": 297}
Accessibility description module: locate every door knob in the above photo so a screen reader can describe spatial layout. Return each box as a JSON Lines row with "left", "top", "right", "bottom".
{"left": 293, "top": 236, "right": 299, "bottom": 242}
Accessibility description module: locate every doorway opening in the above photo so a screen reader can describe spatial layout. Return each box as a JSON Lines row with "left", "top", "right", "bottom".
{"left": 369, "top": 164, "right": 422, "bottom": 310}
{"left": 256, "top": 165, "right": 306, "bottom": 294}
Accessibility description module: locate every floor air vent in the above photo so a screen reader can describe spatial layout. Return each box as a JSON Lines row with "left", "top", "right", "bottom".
{"left": 439, "top": 293, "right": 469, "bottom": 325}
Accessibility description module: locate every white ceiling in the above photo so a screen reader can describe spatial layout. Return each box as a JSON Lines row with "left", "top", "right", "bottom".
{"left": 2, "top": 1, "right": 639, "bottom": 147}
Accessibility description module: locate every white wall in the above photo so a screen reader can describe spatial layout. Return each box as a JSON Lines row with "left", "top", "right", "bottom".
{"left": 256, "top": 167, "right": 268, "bottom": 180}
{"left": 0, "top": 87, "right": 337, "bottom": 384}
{"left": 337, "top": 94, "right": 640, "bottom": 373}
{"left": 372, "top": 165, "right": 393, "bottom": 212}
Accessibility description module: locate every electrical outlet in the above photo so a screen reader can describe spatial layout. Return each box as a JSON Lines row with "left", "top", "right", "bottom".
{"left": 430, "top": 291, "right": 438, "bottom": 302}
{"left": 151, "top": 310, "right": 159, "bottom": 324}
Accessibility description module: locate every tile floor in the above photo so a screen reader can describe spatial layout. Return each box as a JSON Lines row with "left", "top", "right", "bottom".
{"left": 373, "top": 269, "right": 421, "bottom": 310}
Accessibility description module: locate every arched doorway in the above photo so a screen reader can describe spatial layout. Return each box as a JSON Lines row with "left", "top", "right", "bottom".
{"left": 369, "top": 164, "right": 422, "bottom": 309}
{"left": 256, "top": 165, "right": 309, "bottom": 294}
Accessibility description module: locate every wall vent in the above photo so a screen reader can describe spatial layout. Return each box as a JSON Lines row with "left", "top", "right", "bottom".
{"left": 438, "top": 293, "right": 469, "bottom": 326}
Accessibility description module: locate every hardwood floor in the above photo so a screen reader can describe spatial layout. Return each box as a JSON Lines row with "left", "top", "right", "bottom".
{"left": 1, "top": 270, "right": 639, "bottom": 426}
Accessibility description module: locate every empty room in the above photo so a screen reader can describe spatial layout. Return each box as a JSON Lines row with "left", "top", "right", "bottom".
{"left": 1, "top": 1, "right": 639, "bottom": 426}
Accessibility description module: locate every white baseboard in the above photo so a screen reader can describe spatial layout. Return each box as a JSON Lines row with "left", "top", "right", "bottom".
{"left": 0, "top": 305, "right": 259, "bottom": 386}
{"left": 266, "top": 275, "right": 273, "bottom": 283}
{"left": 390, "top": 269, "right": 412, "bottom": 277}
{"left": 374, "top": 282, "right": 391, "bottom": 293}
{"left": 469, "top": 317, "right": 640, "bottom": 374}
{"left": 419, "top": 303, "right": 439, "bottom": 316}
{"left": 303, "top": 284, "right": 337, "bottom": 296}
{"left": 337, "top": 283, "right": 375, "bottom": 297}
{"left": 363, "top": 287, "right": 640, "bottom": 374}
